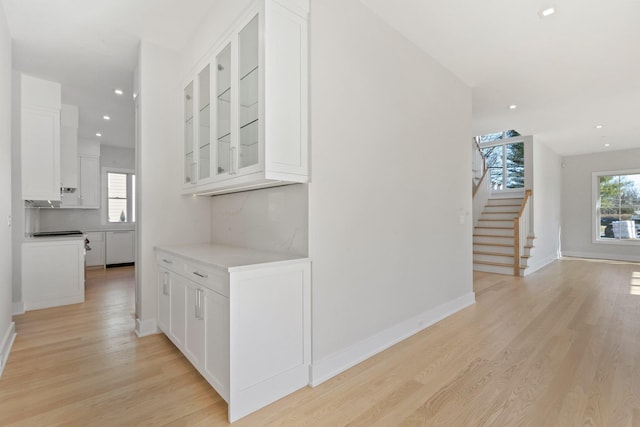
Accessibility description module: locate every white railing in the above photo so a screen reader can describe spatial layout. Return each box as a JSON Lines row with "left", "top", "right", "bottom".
{"left": 472, "top": 138, "right": 485, "bottom": 186}
{"left": 513, "top": 189, "right": 532, "bottom": 276}
{"left": 472, "top": 139, "right": 490, "bottom": 228}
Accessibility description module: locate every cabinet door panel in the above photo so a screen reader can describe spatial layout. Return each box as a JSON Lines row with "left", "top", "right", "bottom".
{"left": 203, "top": 288, "right": 229, "bottom": 401}
{"left": 157, "top": 269, "right": 171, "bottom": 333}
{"left": 79, "top": 155, "right": 99, "bottom": 208}
{"left": 237, "top": 14, "right": 260, "bottom": 172}
{"left": 184, "top": 81, "right": 195, "bottom": 185}
{"left": 215, "top": 44, "right": 232, "bottom": 179}
{"left": 21, "top": 107, "right": 61, "bottom": 200}
{"left": 169, "top": 275, "right": 187, "bottom": 348}
{"left": 185, "top": 285, "right": 204, "bottom": 367}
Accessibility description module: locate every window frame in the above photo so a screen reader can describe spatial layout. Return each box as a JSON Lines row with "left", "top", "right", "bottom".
{"left": 102, "top": 167, "right": 136, "bottom": 225}
{"left": 479, "top": 136, "right": 526, "bottom": 194}
{"left": 592, "top": 168, "right": 640, "bottom": 245}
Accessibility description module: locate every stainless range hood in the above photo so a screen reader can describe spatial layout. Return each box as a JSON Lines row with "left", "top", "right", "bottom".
{"left": 25, "top": 199, "right": 61, "bottom": 208}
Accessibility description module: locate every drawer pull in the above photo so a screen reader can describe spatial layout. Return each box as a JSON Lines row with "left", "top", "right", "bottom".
{"left": 193, "top": 271, "right": 208, "bottom": 278}
{"left": 162, "top": 259, "right": 173, "bottom": 264}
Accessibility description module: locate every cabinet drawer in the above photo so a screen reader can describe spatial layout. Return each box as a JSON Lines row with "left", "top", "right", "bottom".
{"left": 182, "top": 261, "right": 228, "bottom": 297}
{"left": 157, "top": 252, "right": 182, "bottom": 274}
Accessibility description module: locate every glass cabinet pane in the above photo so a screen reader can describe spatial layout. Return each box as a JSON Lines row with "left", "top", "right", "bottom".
{"left": 198, "top": 65, "right": 211, "bottom": 180}
{"left": 216, "top": 44, "right": 232, "bottom": 175}
{"left": 238, "top": 15, "right": 259, "bottom": 169}
{"left": 184, "top": 81, "right": 194, "bottom": 184}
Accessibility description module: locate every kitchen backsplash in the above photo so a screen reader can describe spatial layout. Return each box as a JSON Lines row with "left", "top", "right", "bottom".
{"left": 210, "top": 184, "right": 308, "bottom": 256}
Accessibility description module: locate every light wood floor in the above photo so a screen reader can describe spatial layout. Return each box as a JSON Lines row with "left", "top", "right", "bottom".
{"left": 1, "top": 259, "right": 640, "bottom": 426}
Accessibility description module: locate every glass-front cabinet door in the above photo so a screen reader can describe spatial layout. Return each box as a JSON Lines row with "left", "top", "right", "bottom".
{"left": 184, "top": 81, "right": 195, "bottom": 185}
{"left": 237, "top": 14, "right": 260, "bottom": 172}
{"left": 215, "top": 44, "right": 232, "bottom": 177}
{"left": 198, "top": 64, "right": 211, "bottom": 181}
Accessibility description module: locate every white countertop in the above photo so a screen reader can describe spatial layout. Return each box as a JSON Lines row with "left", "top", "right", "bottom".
{"left": 156, "top": 243, "right": 309, "bottom": 271}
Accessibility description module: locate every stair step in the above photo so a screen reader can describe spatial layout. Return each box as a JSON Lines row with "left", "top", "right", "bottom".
{"left": 478, "top": 218, "right": 515, "bottom": 222}
{"left": 482, "top": 212, "right": 518, "bottom": 215}
{"left": 474, "top": 250, "right": 514, "bottom": 256}
{"left": 473, "top": 260, "right": 514, "bottom": 268}
{"left": 475, "top": 226, "right": 513, "bottom": 229}
{"left": 473, "top": 242, "right": 514, "bottom": 247}
{"left": 473, "top": 234, "right": 512, "bottom": 238}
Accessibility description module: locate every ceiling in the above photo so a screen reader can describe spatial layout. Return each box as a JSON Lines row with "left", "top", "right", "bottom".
{"left": 3, "top": 0, "right": 639, "bottom": 156}
{"left": 2, "top": 0, "right": 218, "bottom": 149}
{"left": 361, "top": 0, "right": 640, "bottom": 156}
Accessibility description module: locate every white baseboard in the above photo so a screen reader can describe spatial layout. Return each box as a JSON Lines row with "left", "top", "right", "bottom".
{"left": 524, "top": 253, "right": 558, "bottom": 276}
{"left": 0, "top": 321, "right": 16, "bottom": 378}
{"left": 135, "top": 318, "right": 159, "bottom": 338}
{"left": 310, "top": 291, "right": 476, "bottom": 387}
{"left": 12, "top": 301, "right": 24, "bottom": 316}
{"left": 562, "top": 251, "right": 640, "bottom": 263}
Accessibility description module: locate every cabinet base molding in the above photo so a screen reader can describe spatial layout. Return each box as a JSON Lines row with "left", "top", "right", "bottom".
{"left": 24, "top": 295, "right": 84, "bottom": 312}
{"left": 229, "top": 363, "right": 310, "bottom": 422}
{"left": 135, "top": 318, "right": 159, "bottom": 338}
{"left": 0, "top": 322, "right": 16, "bottom": 379}
{"left": 310, "top": 292, "right": 476, "bottom": 387}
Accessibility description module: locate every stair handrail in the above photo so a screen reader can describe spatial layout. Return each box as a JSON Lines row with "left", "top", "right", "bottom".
{"left": 513, "top": 189, "right": 532, "bottom": 276}
{"left": 472, "top": 138, "right": 490, "bottom": 228}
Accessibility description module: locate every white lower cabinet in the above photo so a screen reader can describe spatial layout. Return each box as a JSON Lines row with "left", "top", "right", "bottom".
{"left": 22, "top": 238, "right": 85, "bottom": 311}
{"left": 85, "top": 231, "right": 105, "bottom": 267}
{"left": 157, "top": 268, "right": 171, "bottom": 333}
{"left": 155, "top": 244, "right": 310, "bottom": 422}
{"left": 106, "top": 230, "right": 135, "bottom": 265}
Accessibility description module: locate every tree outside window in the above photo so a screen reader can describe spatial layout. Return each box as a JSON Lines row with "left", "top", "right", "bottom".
{"left": 598, "top": 173, "right": 640, "bottom": 240}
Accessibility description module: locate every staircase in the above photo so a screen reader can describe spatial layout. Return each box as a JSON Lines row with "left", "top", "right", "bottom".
{"left": 473, "top": 197, "right": 534, "bottom": 275}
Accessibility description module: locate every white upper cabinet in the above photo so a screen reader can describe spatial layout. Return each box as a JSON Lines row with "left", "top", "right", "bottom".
{"left": 21, "top": 74, "right": 62, "bottom": 201}
{"left": 60, "top": 104, "right": 79, "bottom": 189}
{"left": 183, "top": 0, "right": 309, "bottom": 196}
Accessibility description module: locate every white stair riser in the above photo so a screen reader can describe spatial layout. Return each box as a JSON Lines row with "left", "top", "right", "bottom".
{"left": 483, "top": 205, "right": 520, "bottom": 213}
{"left": 474, "top": 253, "right": 514, "bottom": 264}
{"left": 474, "top": 235, "right": 514, "bottom": 245}
{"left": 477, "top": 219, "right": 515, "bottom": 228}
{"left": 480, "top": 213, "right": 518, "bottom": 221}
{"left": 486, "top": 198, "right": 523, "bottom": 206}
{"left": 474, "top": 227, "right": 514, "bottom": 237}
{"left": 473, "top": 244, "right": 514, "bottom": 255}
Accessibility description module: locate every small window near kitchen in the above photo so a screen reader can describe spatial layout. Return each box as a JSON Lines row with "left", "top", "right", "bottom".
{"left": 107, "top": 171, "right": 135, "bottom": 223}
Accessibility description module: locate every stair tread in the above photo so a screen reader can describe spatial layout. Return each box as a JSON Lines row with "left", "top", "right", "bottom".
{"left": 474, "top": 251, "right": 515, "bottom": 257}
{"left": 479, "top": 219, "right": 516, "bottom": 222}
{"left": 482, "top": 212, "right": 519, "bottom": 215}
{"left": 473, "top": 234, "right": 513, "bottom": 238}
{"left": 473, "top": 242, "right": 514, "bottom": 247}
{"left": 474, "top": 260, "right": 528, "bottom": 268}
{"left": 475, "top": 226, "right": 513, "bottom": 229}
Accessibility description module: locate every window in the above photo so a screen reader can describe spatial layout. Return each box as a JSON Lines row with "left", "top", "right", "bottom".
{"left": 106, "top": 170, "right": 135, "bottom": 223}
{"left": 595, "top": 171, "right": 640, "bottom": 241}
{"left": 481, "top": 142, "right": 524, "bottom": 191}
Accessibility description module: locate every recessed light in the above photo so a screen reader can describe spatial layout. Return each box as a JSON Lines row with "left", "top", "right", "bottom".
{"left": 595, "top": 125, "right": 603, "bottom": 129}
{"left": 508, "top": 104, "right": 517, "bottom": 110}
{"left": 96, "top": 132, "right": 102, "bottom": 137}
{"left": 114, "top": 89, "right": 124, "bottom": 95}
{"left": 103, "top": 115, "right": 111, "bottom": 121}
{"left": 538, "top": 7, "right": 556, "bottom": 18}
{"left": 604, "top": 143, "right": 610, "bottom": 147}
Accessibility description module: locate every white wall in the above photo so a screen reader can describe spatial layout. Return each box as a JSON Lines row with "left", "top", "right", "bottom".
{"left": 529, "top": 139, "right": 562, "bottom": 273}
{"left": 0, "top": 0, "right": 16, "bottom": 375}
{"left": 210, "top": 184, "right": 308, "bottom": 256}
{"left": 10, "top": 72, "right": 22, "bottom": 311}
{"left": 561, "top": 148, "right": 640, "bottom": 261}
{"left": 135, "top": 40, "right": 211, "bottom": 336}
{"left": 309, "top": 0, "right": 474, "bottom": 382}
{"left": 38, "top": 144, "right": 135, "bottom": 232}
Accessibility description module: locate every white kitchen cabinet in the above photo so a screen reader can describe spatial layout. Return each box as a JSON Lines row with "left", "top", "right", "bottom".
{"left": 78, "top": 155, "right": 100, "bottom": 208}
{"left": 182, "top": 0, "right": 309, "bottom": 196}
{"left": 105, "top": 230, "right": 135, "bottom": 265}
{"left": 157, "top": 267, "right": 171, "bottom": 334}
{"left": 21, "top": 74, "right": 62, "bottom": 201}
{"left": 155, "top": 243, "right": 310, "bottom": 422}
{"left": 60, "top": 104, "right": 79, "bottom": 189}
{"left": 22, "top": 237, "right": 85, "bottom": 311}
{"left": 85, "top": 231, "right": 105, "bottom": 267}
